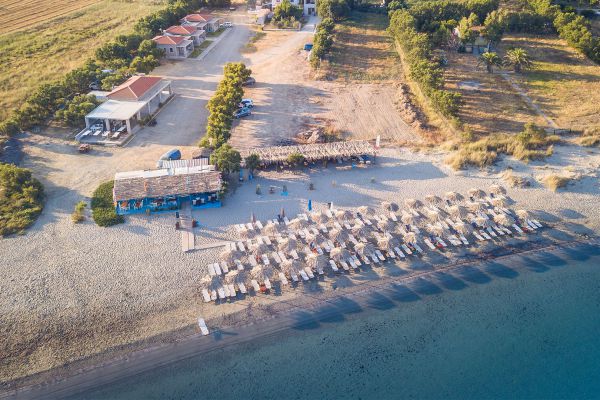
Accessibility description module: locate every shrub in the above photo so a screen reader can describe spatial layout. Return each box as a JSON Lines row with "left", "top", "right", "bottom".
{"left": 245, "top": 154, "right": 261, "bottom": 172}
{"left": 91, "top": 181, "right": 124, "bottom": 227}
{"left": 56, "top": 95, "right": 100, "bottom": 128}
{"left": 541, "top": 174, "right": 571, "bottom": 191}
{"left": 310, "top": 18, "right": 336, "bottom": 68}
{"left": 0, "top": 119, "right": 20, "bottom": 137}
{"left": 72, "top": 201, "right": 87, "bottom": 223}
{"left": 0, "top": 163, "right": 44, "bottom": 236}
{"left": 287, "top": 152, "right": 305, "bottom": 166}
{"left": 210, "top": 144, "right": 241, "bottom": 176}
{"left": 318, "top": 0, "right": 351, "bottom": 21}
{"left": 273, "top": 0, "right": 303, "bottom": 22}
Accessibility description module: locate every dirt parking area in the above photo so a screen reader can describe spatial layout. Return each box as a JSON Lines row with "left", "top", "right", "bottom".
{"left": 229, "top": 14, "right": 418, "bottom": 150}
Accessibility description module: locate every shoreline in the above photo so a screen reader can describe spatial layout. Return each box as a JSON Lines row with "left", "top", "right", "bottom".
{"left": 3, "top": 233, "right": 597, "bottom": 399}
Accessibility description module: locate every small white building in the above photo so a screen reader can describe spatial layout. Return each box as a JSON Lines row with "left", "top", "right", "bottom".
{"left": 271, "top": 0, "right": 317, "bottom": 16}
{"left": 76, "top": 76, "right": 173, "bottom": 144}
{"left": 152, "top": 35, "right": 194, "bottom": 59}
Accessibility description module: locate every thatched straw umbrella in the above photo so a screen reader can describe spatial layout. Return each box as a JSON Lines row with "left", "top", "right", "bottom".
{"left": 466, "top": 201, "right": 485, "bottom": 213}
{"left": 239, "top": 228, "right": 256, "bottom": 239}
{"left": 425, "top": 194, "right": 443, "bottom": 206}
{"left": 263, "top": 221, "right": 283, "bottom": 236}
{"left": 278, "top": 238, "right": 298, "bottom": 252}
{"left": 220, "top": 248, "right": 242, "bottom": 264}
{"left": 201, "top": 274, "right": 222, "bottom": 291}
{"left": 352, "top": 223, "right": 371, "bottom": 238}
{"left": 290, "top": 218, "right": 309, "bottom": 230}
{"left": 491, "top": 197, "right": 507, "bottom": 207}
{"left": 454, "top": 222, "right": 473, "bottom": 235}
{"left": 311, "top": 233, "right": 328, "bottom": 247}
{"left": 250, "top": 265, "right": 275, "bottom": 283}
{"left": 330, "top": 247, "right": 351, "bottom": 262}
{"left": 444, "top": 191, "right": 464, "bottom": 203}
{"left": 311, "top": 211, "right": 329, "bottom": 224}
{"left": 489, "top": 184, "right": 507, "bottom": 195}
{"left": 448, "top": 205, "right": 468, "bottom": 219}
{"left": 328, "top": 228, "right": 349, "bottom": 244}
{"left": 280, "top": 259, "right": 302, "bottom": 277}
{"left": 475, "top": 217, "right": 493, "bottom": 228}
{"left": 494, "top": 213, "right": 515, "bottom": 227}
{"left": 377, "top": 235, "right": 398, "bottom": 252}
{"left": 468, "top": 188, "right": 486, "bottom": 199}
{"left": 251, "top": 243, "right": 270, "bottom": 258}
{"left": 425, "top": 208, "right": 442, "bottom": 222}
{"left": 403, "top": 231, "right": 418, "bottom": 245}
{"left": 306, "top": 253, "right": 329, "bottom": 272}
{"left": 335, "top": 209, "right": 354, "bottom": 221}
{"left": 224, "top": 270, "right": 239, "bottom": 285}
{"left": 515, "top": 209, "right": 529, "bottom": 220}
{"left": 404, "top": 198, "right": 423, "bottom": 210}
{"left": 358, "top": 205, "right": 376, "bottom": 216}
{"left": 381, "top": 201, "right": 399, "bottom": 212}
{"left": 377, "top": 219, "right": 396, "bottom": 232}
{"left": 427, "top": 224, "right": 445, "bottom": 237}
{"left": 354, "top": 242, "right": 375, "bottom": 256}
{"left": 401, "top": 213, "right": 415, "bottom": 225}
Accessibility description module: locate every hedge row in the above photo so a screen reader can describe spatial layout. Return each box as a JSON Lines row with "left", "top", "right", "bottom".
{"left": 388, "top": 10, "right": 462, "bottom": 118}
{"left": 310, "top": 18, "right": 336, "bottom": 68}
{"left": 91, "top": 180, "right": 124, "bottom": 227}
{"left": 0, "top": 0, "right": 209, "bottom": 140}
{"left": 200, "top": 62, "right": 252, "bottom": 149}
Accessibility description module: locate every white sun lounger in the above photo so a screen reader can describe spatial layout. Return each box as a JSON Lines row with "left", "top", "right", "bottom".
{"left": 290, "top": 272, "right": 299, "bottom": 282}
{"left": 220, "top": 261, "right": 229, "bottom": 274}
{"left": 348, "top": 234, "right": 359, "bottom": 245}
{"left": 223, "top": 285, "right": 230, "bottom": 297}
{"left": 352, "top": 255, "right": 361, "bottom": 267}
{"left": 344, "top": 222, "right": 352, "bottom": 230}
{"left": 390, "top": 213, "right": 398, "bottom": 222}
{"left": 473, "top": 231, "right": 484, "bottom": 241}
{"left": 375, "top": 250, "right": 386, "bottom": 261}
{"left": 246, "top": 223, "right": 254, "bottom": 230}
{"left": 278, "top": 251, "right": 288, "bottom": 262}
{"left": 237, "top": 242, "right": 246, "bottom": 252}
{"left": 320, "top": 224, "right": 328, "bottom": 233}
{"left": 394, "top": 246, "right": 405, "bottom": 258}
{"left": 423, "top": 238, "right": 436, "bottom": 250}
{"left": 512, "top": 224, "right": 524, "bottom": 234}
{"left": 334, "top": 221, "right": 343, "bottom": 230}
{"left": 290, "top": 249, "right": 299, "bottom": 260}
{"left": 246, "top": 239, "right": 253, "bottom": 249}
{"left": 370, "top": 254, "right": 379, "bottom": 264}
{"left": 532, "top": 219, "right": 543, "bottom": 228}
{"left": 235, "top": 224, "right": 244, "bottom": 232}
{"left": 279, "top": 272, "right": 289, "bottom": 285}
{"left": 305, "top": 267, "right": 315, "bottom": 279}
{"left": 359, "top": 254, "right": 370, "bottom": 265}
{"left": 234, "top": 259, "right": 244, "bottom": 270}
{"left": 325, "top": 209, "right": 334, "bottom": 218}
{"left": 264, "top": 278, "right": 272, "bottom": 290}
{"left": 210, "top": 290, "right": 217, "bottom": 301}
{"left": 208, "top": 264, "right": 216, "bottom": 276}
{"left": 251, "top": 280, "right": 260, "bottom": 292}
{"left": 340, "top": 260, "right": 350, "bottom": 271}
{"left": 271, "top": 252, "right": 281, "bottom": 264}
{"left": 255, "top": 220, "right": 264, "bottom": 229}
{"left": 436, "top": 237, "right": 447, "bottom": 247}
{"left": 401, "top": 244, "right": 413, "bottom": 255}
{"left": 299, "top": 269, "right": 309, "bottom": 281}
{"left": 486, "top": 227, "right": 497, "bottom": 237}
{"left": 263, "top": 236, "right": 272, "bottom": 245}
{"left": 201, "top": 289, "right": 211, "bottom": 302}
{"left": 261, "top": 254, "right": 270, "bottom": 265}
{"left": 329, "top": 260, "right": 339, "bottom": 272}
{"left": 217, "top": 287, "right": 226, "bottom": 299}
{"left": 348, "top": 258, "right": 357, "bottom": 269}
{"left": 316, "top": 246, "right": 324, "bottom": 255}
{"left": 414, "top": 243, "right": 424, "bottom": 253}
{"left": 323, "top": 242, "right": 331, "bottom": 252}
{"left": 459, "top": 235, "right": 469, "bottom": 245}
{"left": 198, "top": 318, "right": 209, "bottom": 336}
{"left": 310, "top": 227, "right": 319, "bottom": 236}
{"left": 480, "top": 230, "right": 492, "bottom": 240}
{"left": 249, "top": 257, "right": 258, "bottom": 267}
{"left": 238, "top": 283, "right": 247, "bottom": 294}
{"left": 492, "top": 226, "right": 505, "bottom": 236}
{"left": 526, "top": 220, "right": 538, "bottom": 229}
{"left": 256, "top": 236, "right": 264, "bottom": 245}
{"left": 228, "top": 284, "right": 236, "bottom": 297}
{"left": 215, "top": 263, "right": 223, "bottom": 275}
{"left": 284, "top": 217, "right": 290, "bottom": 225}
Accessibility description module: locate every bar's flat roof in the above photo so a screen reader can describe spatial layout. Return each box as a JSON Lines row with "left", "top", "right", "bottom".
{"left": 86, "top": 100, "right": 146, "bottom": 121}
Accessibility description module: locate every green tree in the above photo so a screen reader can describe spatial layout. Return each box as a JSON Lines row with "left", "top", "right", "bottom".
{"left": 287, "top": 152, "right": 305, "bottom": 166}
{"left": 0, "top": 164, "right": 44, "bottom": 236}
{"left": 483, "top": 9, "right": 507, "bottom": 44}
{"left": 210, "top": 144, "right": 241, "bottom": 176}
{"left": 477, "top": 51, "right": 501, "bottom": 73}
{"left": 0, "top": 119, "right": 20, "bottom": 137}
{"left": 457, "top": 13, "right": 480, "bottom": 44}
{"left": 273, "top": 0, "right": 303, "bottom": 21}
{"left": 317, "top": 0, "right": 350, "bottom": 21}
{"left": 244, "top": 154, "right": 261, "bottom": 173}
{"left": 131, "top": 55, "right": 160, "bottom": 73}
{"left": 387, "top": 0, "right": 406, "bottom": 12}
{"left": 503, "top": 47, "right": 533, "bottom": 73}
{"left": 55, "top": 95, "right": 100, "bottom": 127}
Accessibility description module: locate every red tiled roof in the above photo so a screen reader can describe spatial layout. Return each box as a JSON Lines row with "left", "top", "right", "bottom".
{"left": 181, "top": 13, "right": 208, "bottom": 23}
{"left": 152, "top": 35, "right": 188, "bottom": 45}
{"left": 198, "top": 13, "right": 216, "bottom": 21}
{"left": 107, "top": 76, "right": 163, "bottom": 101}
{"left": 165, "top": 25, "right": 197, "bottom": 35}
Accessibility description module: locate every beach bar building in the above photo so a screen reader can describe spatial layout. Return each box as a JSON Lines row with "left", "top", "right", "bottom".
{"left": 113, "top": 166, "right": 222, "bottom": 215}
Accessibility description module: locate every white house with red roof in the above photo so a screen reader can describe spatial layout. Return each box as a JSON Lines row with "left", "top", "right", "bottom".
{"left": 77, "top": 76, "right": 173, "bottom": 144}
{"left": 164, "top": 25, "right": 206, "bottom": 46}
{"left": 152, "top": 35, "right": 194, "bottom": 59}
{"left": 180, "top": 13, "right": 223, "bottom": 32}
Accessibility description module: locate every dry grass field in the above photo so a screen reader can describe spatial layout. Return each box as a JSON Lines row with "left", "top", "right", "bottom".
{"left": 498, "top": 34, "right": 600, "bottom": 133}
{"left": 0, "top": 0, "right": 164, "bottom": 121}
{"left": 326, "top": 11, "right": 402, "bottom": 81}
{"left": 444, "top": 50, "right": 545, "bottom": 138}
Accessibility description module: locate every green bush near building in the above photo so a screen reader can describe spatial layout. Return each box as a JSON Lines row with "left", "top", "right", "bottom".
{"left": 91, "top": 181, "right": 124, "bottom": 227}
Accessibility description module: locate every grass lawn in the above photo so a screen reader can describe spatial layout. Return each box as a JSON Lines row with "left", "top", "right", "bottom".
{"left": 207, "top": 27, "right": 226, "bottom": 37}
{"left": 190, "top": 40, "right": 213, "bottom": 57}
{"left": 498, "top": 34, "right": 600, "bottom": 133}
{"left": 241, "top": 30, "right": 266, "bottom": 53}
{"left": 326, "top": 11, "right": 401, "bottom": 81}
{"left": 0, "top": 0, "right": 164, "bottom": 121}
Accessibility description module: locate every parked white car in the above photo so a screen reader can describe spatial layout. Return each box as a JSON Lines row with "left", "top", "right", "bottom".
{"left": 223, "top": 21, "right": 233, "bottom": 28}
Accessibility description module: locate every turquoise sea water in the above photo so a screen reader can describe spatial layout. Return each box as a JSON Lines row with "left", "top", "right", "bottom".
{"left": 77, "top": 243, "right": 600, "bottom": 400}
